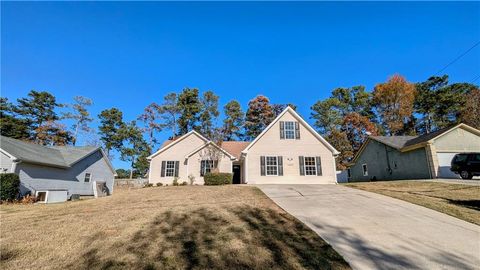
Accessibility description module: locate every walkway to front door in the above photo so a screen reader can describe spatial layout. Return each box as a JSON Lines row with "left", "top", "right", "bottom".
{"left": 258, "top": 184, "right": 480, "bottom": 270}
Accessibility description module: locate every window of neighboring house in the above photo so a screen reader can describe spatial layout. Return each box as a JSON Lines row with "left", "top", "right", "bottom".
{"left": 84, "top": 173, "right": 91, "bottom": 182}
{"left": 362, "top": 164, "right": 368, "bottom": 176}
{"left": 201, "top": 160, "right": 216, "bottom": 176}
{"left": 165, "top": 161, "right": 176, "bottom": 177}
{"left": 303, "top": 157, "right": 317, "bottom": 175}
{"left": 284, "top": 121, "right": 296, "bottom": 139}
{"left": 266, "top": 156, "right": 278, "bottom": 176}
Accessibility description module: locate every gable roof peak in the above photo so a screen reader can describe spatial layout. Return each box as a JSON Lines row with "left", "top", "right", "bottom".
{"left": 148, "top": 129, "right": 209, "bottom": 160}
{"left": 241, "top": 106, "right": 339, "bottom": 155}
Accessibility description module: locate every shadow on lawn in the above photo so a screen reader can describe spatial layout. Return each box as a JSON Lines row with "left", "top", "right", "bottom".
{"left": 447, "top": 199, "right": 480, "bottom": 211}
{"left": 73, "top": 206, "right": 350, "bottom": 270}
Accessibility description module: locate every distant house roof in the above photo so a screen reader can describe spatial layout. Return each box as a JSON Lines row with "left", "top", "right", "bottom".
{"left": 0, "top": 136, "right": 113, "bottom": 172}
{"left": 370, "top": 136, "right": 417, "bottom": 150}
{"left": 402, "top": 126, "right": 454, "bottom": 148}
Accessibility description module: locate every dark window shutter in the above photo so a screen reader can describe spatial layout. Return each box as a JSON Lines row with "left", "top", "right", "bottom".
{"left": 280, "top": 121, "right": 285, "bottom": 139}
{"left": 278, "top": 156, "right": 283, "bottom": 176}
{"left": 295, "top": 122, "right": 300, "bottom": 139}
{"left": 174, "top": 161, "right": 179, "bottom": 177}
{"left": 200, "top": 160, "right": 205, "bottom": 176}
{"left": 299, "top": 156, "right": 305, "bottom": 176}
{"left": 316, "top": 156, "right": 322, "bottom": 176}
{"left": 161, "top": 161, "right": 166, "bottom": 177}
{"left": 260, "top": 156, "right": 266, "bottom": 176}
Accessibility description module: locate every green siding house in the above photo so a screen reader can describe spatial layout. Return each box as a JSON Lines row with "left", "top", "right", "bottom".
{"left": 348, "top": 123, "right": 480, "bottom": 181}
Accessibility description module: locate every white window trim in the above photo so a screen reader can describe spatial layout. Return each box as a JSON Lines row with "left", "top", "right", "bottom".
{"left": 35, "top": 191, "right": 49, "bottom": 203}
{"left": 165, "top": 161, "right": 176, "bottom": 177}
{"left": 201, "top": 160, "right": 216, "bottom": 176}
{"left": 84, "top": 172, "right": 92, "bottom": 182}
{"left": 265, "top": 156, "right": 279, "bottom": 176}
{"left": 362, "top": 164, "right": 368, "bottom": 176}
{"left": 284, "top": 121, "right": 296, "bottom": 140}
{"left": 303, "top": 156, "right": 317, "bottom": 176}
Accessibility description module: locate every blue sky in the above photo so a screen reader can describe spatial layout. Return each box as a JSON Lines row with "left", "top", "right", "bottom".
{"left": 2, "top": 2, "right": 479, "bottom": 169}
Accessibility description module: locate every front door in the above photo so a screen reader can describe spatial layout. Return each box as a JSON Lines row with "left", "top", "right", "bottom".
{"left": 232, "top": 165, "right": 241, "bottom": 184}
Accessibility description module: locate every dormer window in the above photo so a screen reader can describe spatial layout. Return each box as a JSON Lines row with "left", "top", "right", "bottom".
{"left": 280, "top": 121, "right": 300, "bottom": 140}
{"left": 284, "top": 121, "right": 295, "bottom": 139}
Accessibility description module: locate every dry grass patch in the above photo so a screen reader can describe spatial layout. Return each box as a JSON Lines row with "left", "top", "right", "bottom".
{"left": 345, "top": 181, "right": 480, "bottom": 225}
{"left": 1, "top": 185, "right": 350, "bottom": 270}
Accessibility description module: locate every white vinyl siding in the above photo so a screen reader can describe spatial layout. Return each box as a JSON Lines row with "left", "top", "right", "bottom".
{"left": 266, "top": 156, "right": 278, "bottom": 176}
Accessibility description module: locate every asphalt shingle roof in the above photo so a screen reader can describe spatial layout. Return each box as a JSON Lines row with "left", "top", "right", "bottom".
{"left": 1, "top": 136, "right": 98, "bottom": 168}
{"left": 220, "top": 141, "right": 250, "bottom": 159}
{"left": 370, "top": 136, "right": 418, "bottom": 150}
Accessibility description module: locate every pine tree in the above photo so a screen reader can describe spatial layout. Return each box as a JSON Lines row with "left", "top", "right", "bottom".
{"left": 0, "top": 97, "right": 29, "bottom": 139}
{"left": 62, "top": 96, "right": 93, "bottom": 145}
{"left": 222, "top": 100, "right": 244, "bottom": 141}
{"left": 199, "top": 90, "right": 219, "bottom": 138}
{"left": 98, "top": 108, "right": 125, "bottom": 157}
{"left": 15, "top": 90, "right": 61, "bottom": 141}
{"left": 177, "top": 88, "right": 202, "bottom": 135}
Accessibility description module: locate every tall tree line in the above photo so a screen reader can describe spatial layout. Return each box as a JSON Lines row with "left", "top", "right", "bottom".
{"left": 3, "top": 75, "right": 477, "bottom": 176}
{"left": 311, "top": 74, "right": 479, "bottom": 169}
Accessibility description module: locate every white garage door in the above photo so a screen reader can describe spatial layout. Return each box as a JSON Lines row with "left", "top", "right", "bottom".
{"left": 437, "top": 152, "right": 460, "bottom": 179}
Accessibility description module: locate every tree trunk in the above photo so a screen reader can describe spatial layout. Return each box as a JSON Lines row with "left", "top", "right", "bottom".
{"left": 73, "top": 122, "right": 79, "bottom": 146}
{"left": 129, "top": 159, "right": 134, "bottom": 179}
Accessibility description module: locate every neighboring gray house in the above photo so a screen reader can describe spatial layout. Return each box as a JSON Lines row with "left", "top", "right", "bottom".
{"left": 0, "top": 136, "right": 115, "bottom": 201}
{"left": 348, "top": 123, "right": 480, "bottom": 181}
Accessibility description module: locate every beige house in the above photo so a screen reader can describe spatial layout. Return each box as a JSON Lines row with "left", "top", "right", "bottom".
{"left": 147, "top": 106, "right": 339, "bottom": 185}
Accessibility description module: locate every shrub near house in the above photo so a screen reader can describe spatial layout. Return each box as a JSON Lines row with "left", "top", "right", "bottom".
{"left": 204, "top": 172, "right": 233, "bottom": 185}
{"left": 0, "top": 173, "right": 20, "bottom": 201}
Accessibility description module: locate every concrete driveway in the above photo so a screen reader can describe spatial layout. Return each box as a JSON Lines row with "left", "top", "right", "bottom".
{"left": 258, "top": 184, "right": 480, "bottom": 270}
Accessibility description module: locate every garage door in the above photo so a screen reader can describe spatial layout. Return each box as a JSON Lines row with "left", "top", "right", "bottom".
{"left": 437, "top": 152, "right": 460, "bottom": 178}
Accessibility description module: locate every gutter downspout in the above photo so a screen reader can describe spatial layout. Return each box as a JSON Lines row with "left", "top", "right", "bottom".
{"left": 186, "top": 158, "right": 189, "bottom": 182}
{"left": 384, "top": 145, "right": 393, "bottom": 177}
{"left": 11, "top": 159, "right": 20, "bottom": 174}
